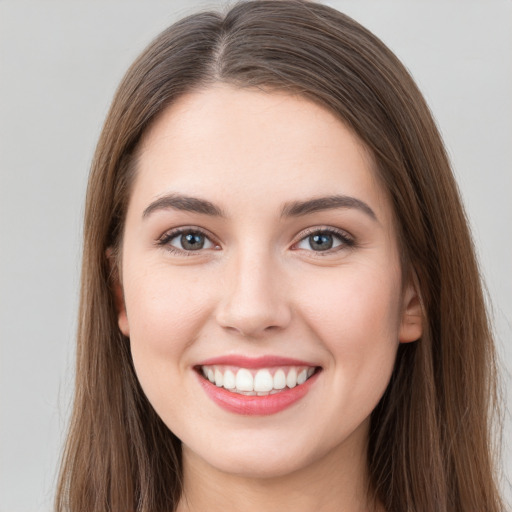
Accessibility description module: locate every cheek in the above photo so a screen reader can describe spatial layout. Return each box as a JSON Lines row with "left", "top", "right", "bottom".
{"left": 297, "top": 264, "right": 401, "bottom": 398}
{"left": 300, "top": 262, "right": 401, "bottom": 337}
{"left": 123, "top": 267, "right": 214, "bottom": 387}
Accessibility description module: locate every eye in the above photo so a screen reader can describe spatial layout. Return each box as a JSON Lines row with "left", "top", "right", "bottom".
{"left": 158, "top": 228, "right": 218, "bottom": 253}
{"left": 294, "top": 228, "right": 354, "bottom": 252}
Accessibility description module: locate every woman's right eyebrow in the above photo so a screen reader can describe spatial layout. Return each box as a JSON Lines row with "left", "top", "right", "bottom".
{"left": 142, "top": 193, "right": 226, "bottom": 219}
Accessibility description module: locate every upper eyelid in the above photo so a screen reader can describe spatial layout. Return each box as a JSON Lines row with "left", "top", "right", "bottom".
{"left": 158, "top": 226, "right": 217, "bottom": 243}
{"left": 158, "top": 225, "right": 351, "bottom": 239}
{"left": 293, "top": 226, "right": 353, "bottom": 242}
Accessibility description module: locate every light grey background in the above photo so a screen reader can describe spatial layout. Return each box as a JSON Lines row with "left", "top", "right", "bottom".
{"left": 1, "top": 1, "right": 511, "bottom": 511}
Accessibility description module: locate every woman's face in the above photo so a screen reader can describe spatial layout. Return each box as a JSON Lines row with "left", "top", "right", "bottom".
{"left": 116, "top": 85, "right": 422, "bottom": 479}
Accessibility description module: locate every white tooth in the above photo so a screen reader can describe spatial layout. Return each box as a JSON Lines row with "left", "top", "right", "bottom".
{"left": 207, "top": 368, "right": 215, "bottom": 383}
{"left": 214, "top": 368, "right": 223, "bottom": 387}
{"left": 286, "top": 368, "right": 297, "bottom": 388}
{"left": 202, "top": 366, "right": 208, "bottom": 378}
{"left": 223, "top": 369, "right": 236, "bottom": 389}
{"left": 236, "top": 368, "right": 254, "bottom": 391}
{"left": 307, "top": 367, "right": 315, "bottom": 378}
{"left": 254, "top": 369, "right": 273, "bottom": 392}
{"left": 297, "top": 369, "right": 307, "bottom": 385}
{"left": 257, "top": 391, "right": 270, "bottom": 396}
{"left": 273, "top": 369, "right": 286, "bottom": 389}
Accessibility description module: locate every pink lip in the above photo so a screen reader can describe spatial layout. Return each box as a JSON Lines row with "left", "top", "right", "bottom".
{"left": 195, "top": 356, "right": 321, "bottom": 416}
{"left": 196, "top": 355, "right": 317, "bottom": 368}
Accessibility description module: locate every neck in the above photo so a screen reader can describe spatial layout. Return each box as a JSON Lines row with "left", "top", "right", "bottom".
{"left": 176, "top": 424, "right": 381, "bottom": 512}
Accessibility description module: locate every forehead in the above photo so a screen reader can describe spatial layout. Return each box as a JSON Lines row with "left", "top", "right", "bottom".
{"left": 132, "top": 84, "right": 390, "bottom": 220}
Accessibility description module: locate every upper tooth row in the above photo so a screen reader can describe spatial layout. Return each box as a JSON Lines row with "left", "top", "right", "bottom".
{"left": 201, "top": 366, "right": 315, "bottom": 392}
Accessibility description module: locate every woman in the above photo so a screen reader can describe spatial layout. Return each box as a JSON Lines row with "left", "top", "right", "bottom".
{"left": 55, "top": 1, "right": 504, "bottom": 511}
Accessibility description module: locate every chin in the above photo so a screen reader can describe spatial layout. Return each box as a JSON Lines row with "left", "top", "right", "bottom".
{"left": 196, "top": 446, "right": 316, "bottom": 480}
{"left": 181, "top": 427, "right": 342, "bottom": 481}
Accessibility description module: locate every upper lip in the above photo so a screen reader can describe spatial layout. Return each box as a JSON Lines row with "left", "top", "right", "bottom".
{"left": 196, "top": 355, "right": 319, "bottom": 368}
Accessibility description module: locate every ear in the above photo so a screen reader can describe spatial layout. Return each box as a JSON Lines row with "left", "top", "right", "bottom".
{"left": 106, "top": 248, "right": 130, "bottom": 337}
{"left": 398, "top": 275, "right": 423, "bottom": 343}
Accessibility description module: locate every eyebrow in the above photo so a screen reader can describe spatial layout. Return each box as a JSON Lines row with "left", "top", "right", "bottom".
{"left": 280, "top": 195, "right": 377, "bottom": 221}
{"left": 143, "top": 193, "right": 226, "bottom": 218}
{"left": 142, "top": 193, "right": 377, "bottom": 221}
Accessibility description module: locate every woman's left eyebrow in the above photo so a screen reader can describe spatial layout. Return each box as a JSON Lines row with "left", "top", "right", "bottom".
{"left": 281, "top": 195, "right": 377, "bottom": 222}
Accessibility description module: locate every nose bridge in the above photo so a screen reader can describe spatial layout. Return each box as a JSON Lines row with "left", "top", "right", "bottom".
{"left": 216, "top": 244, "right": 291, "bottom": 338}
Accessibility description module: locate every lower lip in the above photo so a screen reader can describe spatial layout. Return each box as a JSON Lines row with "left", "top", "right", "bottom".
{"left": 196, "top": 370, "right": 320, "bottom": 416}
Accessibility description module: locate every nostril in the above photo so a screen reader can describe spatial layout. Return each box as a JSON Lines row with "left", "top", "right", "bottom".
{"left": 216, "top": 301, "right": 292, "bottom": 338}
{"left": 220, "top": 323, "right": 283, "bottom": 339}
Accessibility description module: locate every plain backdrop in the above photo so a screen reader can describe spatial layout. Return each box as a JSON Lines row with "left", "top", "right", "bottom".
{"left": 0, "top": 1, "right": 511, "bottom": 511}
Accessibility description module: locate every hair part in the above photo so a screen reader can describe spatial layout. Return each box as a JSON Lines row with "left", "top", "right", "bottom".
{"left": 56, "top": 2, "right": 503, "bottom": 511}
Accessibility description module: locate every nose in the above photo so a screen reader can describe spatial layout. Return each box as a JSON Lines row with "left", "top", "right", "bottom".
{"left": 215, "top": 250, "right": 292, "bottom": 339}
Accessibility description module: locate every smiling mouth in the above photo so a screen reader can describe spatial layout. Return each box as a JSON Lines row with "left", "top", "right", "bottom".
{"left": 196, "top": 365, "right": 320, "bottom": 396}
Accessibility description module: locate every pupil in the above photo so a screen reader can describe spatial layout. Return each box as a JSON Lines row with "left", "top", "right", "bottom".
{"left": 181, "top": 233, "right": 204, "bottom": 250}
{"left": 310, "top": 233, "right": 333, "bottom": 251}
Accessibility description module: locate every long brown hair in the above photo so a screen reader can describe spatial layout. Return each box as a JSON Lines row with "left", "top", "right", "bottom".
{"left": 55, "top": 1, "right": 504, "bottom": 510}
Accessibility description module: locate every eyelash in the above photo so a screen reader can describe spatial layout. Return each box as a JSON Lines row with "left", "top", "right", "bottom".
{"left": 156, "top": 227, "right": 218, "bottom": 256}
{"left": 156, "top": 226, "right": 355, "bottom": 256}
{"left": 293, "top": 227, "right": 355, "bottom": 255}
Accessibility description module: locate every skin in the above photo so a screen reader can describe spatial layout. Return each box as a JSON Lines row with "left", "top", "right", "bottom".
{"left": 114, "top": 84, "right": 423, "bottom": 512}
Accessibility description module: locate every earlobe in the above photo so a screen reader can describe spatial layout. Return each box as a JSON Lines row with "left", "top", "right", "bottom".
{"left": 399, "top": 279, "right": 424, "bottom": 343}
{"left": 114, "top": 280, "right": 130, "bottom": 337}
{"left": 106, "top": 248, "right": 130, "bottom": 337}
